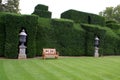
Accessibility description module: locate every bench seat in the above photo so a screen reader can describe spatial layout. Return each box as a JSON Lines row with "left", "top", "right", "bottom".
{"left": 42, "top": 48, "right": 59, "bottom": 59}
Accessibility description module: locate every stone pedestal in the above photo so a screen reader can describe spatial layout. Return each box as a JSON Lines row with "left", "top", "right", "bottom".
{"left": 94, "top": 47, "right": 99, "bottom": 57}
{"left": 18, "top": 44, "right": 27, "bottom": 59}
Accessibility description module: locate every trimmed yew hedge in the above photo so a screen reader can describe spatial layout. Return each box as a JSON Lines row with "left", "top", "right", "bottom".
{"left": 36, "top": 18, "right": 86, "bottom": 56}
{"left": 51, "top": 19, "right": 85, "bottom": 56}
{"left": 34, "top": 4, "right": 48, "bottom": 11}
{"left": 61, "top": 9, "right": 105, "bottom": 26}
{"left": 81, "top": 24, "right": 120, "bottom": 56}
{"left": 36, "top": 17, "right": 54, "bottom": 56}
{"left": 0, "top": 11, "right": 120, "bottom": 58}
{"left": 0, "top": 13, "right": 6, "bottom": 56}
{"left": 0, "top": 21, "right": 4, "bottom": 57}
{"left": 32, "top": 4, "right": 52, "bottom": 18}
{"left": 3, "top": 13, "right": 38, "bottom": 58}
{"left": 106, "top": 20, "right": 120, "bottom": 30}
{"left": 81, "top": 24, "right": 106, "bottom": 56}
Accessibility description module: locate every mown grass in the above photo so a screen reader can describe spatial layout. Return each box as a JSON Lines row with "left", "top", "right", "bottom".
{"left": 0, "top": 56, "right": 120, "bottom": 80}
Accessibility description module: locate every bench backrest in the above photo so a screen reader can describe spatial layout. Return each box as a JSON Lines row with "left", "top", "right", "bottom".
{"left": 43, "top": 48, "right": 56, "bottom": 55}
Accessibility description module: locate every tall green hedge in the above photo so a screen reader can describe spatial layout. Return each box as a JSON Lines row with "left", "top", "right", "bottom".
{"left": 36, "top": 17, "right": 120, "bottom": 56}
{"left": 102, "top": 27, "right": 120, "bottom": 55}
{"left": 105, "top": 21, "right": 120, "bottom": 53}
{"left": 81, "top": 24, "right": 120, "bottom": 56}
{"left": 90, "top": 14, "right": 105, "bottom": 26}
{"left": 4, "top": 13, "right": 38, "bottom": 58}
{"left": 81, "top": 24, "right": 106, "bottom": 56}
{"left": 51, "top": 19, "right": 85, "bottom": 56}
{"left": 0, "top": 21, "right": 4, "bottom": 57}
{"left": 21, "top": 15, "right": 38, "bottom": 58}
{"left": 106, "top": 20, "right": 120, "bottom": 30}
{"left": 0, "top": 13, "right": 6, "bottom": 56}
{"left": 36, "top": 17, "right": 54, "bottom": 56}
{"left": 33, "top": 4, "right": 52, "bottom": 18}
{"left": 0, "top": 11, "right": 120, "bottom": 58}
{"left": 36, "top": 18, "right": 86, "bottom": 56}
{"left": 61, "top": 9, "right": 105, "bottom": 26}
{"left": 33, "top": 10, "right": 51, "bottom": 18}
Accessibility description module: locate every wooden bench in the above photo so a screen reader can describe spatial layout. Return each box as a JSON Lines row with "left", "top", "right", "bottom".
{"left": 42, "top": 48, "right": 59, "bottom": 59}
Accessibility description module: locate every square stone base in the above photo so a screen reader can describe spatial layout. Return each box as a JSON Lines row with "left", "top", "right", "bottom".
{"left": 18, "top": 53, "right": 27, "bottom": 59}
{"left": 94, "top": 53, "right": 99, "bottom": 57}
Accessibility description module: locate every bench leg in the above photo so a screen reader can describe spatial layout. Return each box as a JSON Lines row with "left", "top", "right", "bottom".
{"left": 42, "top": 55, "right": 46, "bottom": 59}
{"left": 55, "top": 55, "right": 58, "bottom": 59}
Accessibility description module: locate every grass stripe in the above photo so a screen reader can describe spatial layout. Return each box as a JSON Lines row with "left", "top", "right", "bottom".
{"left": 0, "top": 60, "right": 9, "bottom": 80}
{"left": 64, "top": 57, "right": 120, "bottom": 80}
{"left": 31, "top": 59, "right": 79, "bottom": 80}
{"left": 58, "top": 58, "right": 105, "bottom": 80}
{"left": 19, "top": 59, "right": 61, "bottom": 80}
{"left": 58, "top": 57, "right": 120, "bottom": 80}
{"left": 33, "top": 58, "right": 104, "bottom": 80}
{"left": 3, "top": 60, "right": 35, "bottom": 80}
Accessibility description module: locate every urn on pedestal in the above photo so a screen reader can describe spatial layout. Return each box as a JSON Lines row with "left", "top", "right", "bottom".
{"left": 18, "top": 29, "right": 27, "bottom": 59}
{"left": 94, "top": 36, "right": 99, "bottom": 57}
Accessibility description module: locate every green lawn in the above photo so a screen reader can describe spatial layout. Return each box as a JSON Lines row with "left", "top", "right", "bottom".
{"left": 0, "top": 56, "right": 120, "bottom": 80}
